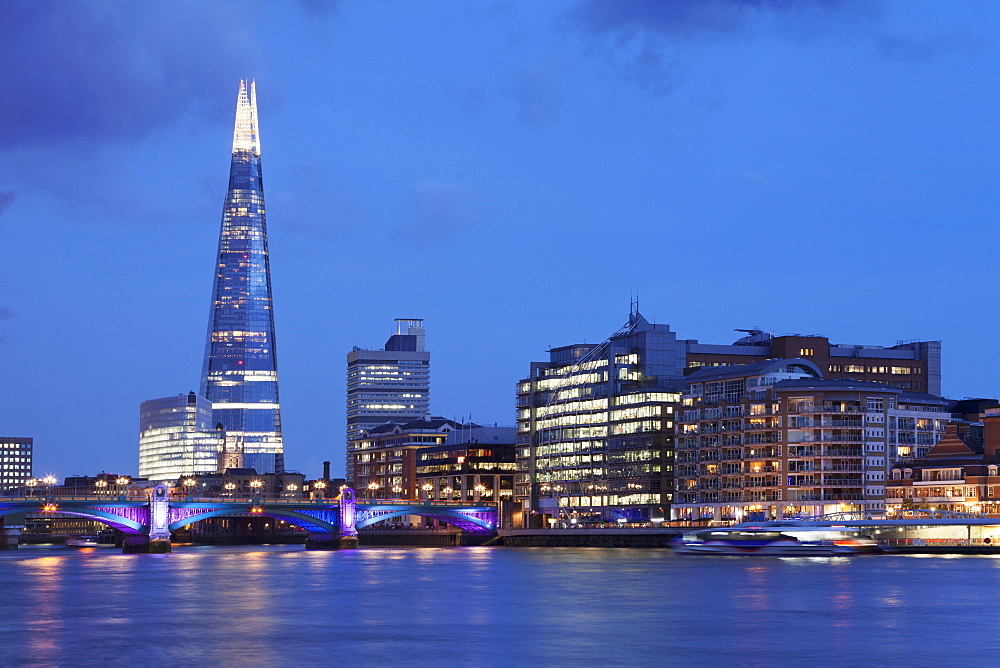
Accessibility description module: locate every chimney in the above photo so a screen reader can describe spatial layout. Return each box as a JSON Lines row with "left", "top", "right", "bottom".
{"left": 323, "top": 461, "right": 331, "bottom": 481}
{"left": 984, "top": 408, "right": 1000, "bottom": 461}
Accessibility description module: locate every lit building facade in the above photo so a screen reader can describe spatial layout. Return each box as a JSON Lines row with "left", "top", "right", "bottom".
{"left": 515, "top": 312, "right": 684, "bottom": 526}
{"left": 673, "top": 359, "right": 952, "bottom": 522}
{"left": 201, "top": 79, "right": 284, "bottom": 474}
{"left": 684, "top": 330, "right": 941, "bottom": 395}
{"left": 349, "top": 417, "right": 459, "bottom": 499}
{"left": 179, "top": 468, "right": 305, "bottom": 500}
{"left": 138, "top": 393, "right": 219, "bottom": 482}
{"left": 0, "top": 437, "right": 32, "bottom": 493}
{"left": 346, "top": 319, "right": 430, "bottom": 481}
{"left": 415, "top": 426, "right": 517, "bottom": 503}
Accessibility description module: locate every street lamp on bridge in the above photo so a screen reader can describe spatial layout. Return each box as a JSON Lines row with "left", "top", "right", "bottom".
{"left": 249, "top": 479, "right": 264, "bottom": 500}
{"left": 95, "top": 479, "right": 108, "bottom": 497}
{"left": 25, "top": 479, "right": 36, "bottom": 498}
{"left": 367, "top": 482, "right": 380, "bottom": 499}
{"left": 224, "top": 482, "right": 236, "bottom": 497}
{"left": 421, "top": 483, "right": 433, "bottom": 503}
{"left": 183, "top": 479, "right": 197, "bottom": 497}
{"left": 474, "top": 484, "right": 486, "bottom": 502}
{"left": 116, "top": 477, "right": 130, "bottom": 498}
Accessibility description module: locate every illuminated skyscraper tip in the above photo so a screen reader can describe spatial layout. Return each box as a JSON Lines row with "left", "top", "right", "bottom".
{"left": 232, "top": 78, "right": 261, "bottom": 156}
{"left": 201, "top": 80, "right": 283, "bottom": 474}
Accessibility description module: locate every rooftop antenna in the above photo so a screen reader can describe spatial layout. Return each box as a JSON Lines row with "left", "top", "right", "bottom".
{"left": 629, "top": 292, "right": 639, "bottom": 322}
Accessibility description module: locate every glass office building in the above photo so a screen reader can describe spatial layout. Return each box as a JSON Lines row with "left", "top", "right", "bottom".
{"left": 138, "top": 393, "right": 219, "bottom": 482}
{"left": 515, "top": 312, "right": 684, "bottom": 526}
{"left": 201, "top": 79, "right": 284, "bottom": 474}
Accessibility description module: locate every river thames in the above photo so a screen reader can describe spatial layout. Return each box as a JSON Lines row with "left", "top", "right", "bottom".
{"left": 1, "top": 545, "right": 998, "bottom": 666}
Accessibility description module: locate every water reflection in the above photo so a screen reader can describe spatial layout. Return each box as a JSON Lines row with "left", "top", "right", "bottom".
{"left": 1, "top": 547, "right": 1000, "bottom": 664}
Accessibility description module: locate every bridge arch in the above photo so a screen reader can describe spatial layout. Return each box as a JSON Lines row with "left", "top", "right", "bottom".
{"left": 168, "top": 506, "right": 340, "bottom": 534}
{"left": 0, "top": 503, "right": 147, "bottom": 534}
{"left": 355, "top": 507, "right": 496, "bottom": 533}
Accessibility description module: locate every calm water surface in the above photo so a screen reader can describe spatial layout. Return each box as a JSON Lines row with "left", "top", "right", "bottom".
{"left": 0, "top": 545, "right": 998, "bottom": 666}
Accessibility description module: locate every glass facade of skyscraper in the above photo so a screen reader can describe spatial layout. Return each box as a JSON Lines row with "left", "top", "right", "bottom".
{"left": 201, "top": 79, "right": 284, "bottom": 474}
{"left": 138, "top": 393, "right": 219, "bottom": 482}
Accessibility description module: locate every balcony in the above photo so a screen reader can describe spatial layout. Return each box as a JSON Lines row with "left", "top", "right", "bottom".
{"left": 744, "top": 435, "right": 779, "bottom": 444}
{"left": 820, "top": 478, "right": 864, "bottom": 486}
{"left": 746, "top": 466, "right": 781, "bottom": 473}
{"left": 821, "top": 448, "right": 864, "bottom": 457}
{"left": 787, "top": 448, "right": 818, "bottom": 457}
{"left": 820, "top": 434, "right": 865, "bottom": 443}
{"left": 820, "top": 420, "right": 864, "bottom": 428}
{"left": 744, "top": 448, "right": 781, "bottom": 458}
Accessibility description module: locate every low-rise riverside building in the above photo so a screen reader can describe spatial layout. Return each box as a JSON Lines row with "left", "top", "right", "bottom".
{"left": 415, "top": 426, "right": 517, "bottom": 502}
{"left": 886, "top": 408, "right": 1000, "bottom": 515}
{"left": 179, "top": 469, "right": 305, "bottom": 499}
{"left": 673, "top": 359, "right": 953, "bottom": 522}
{"left": 349, "top": 417, "right": 464, "bottom": 500}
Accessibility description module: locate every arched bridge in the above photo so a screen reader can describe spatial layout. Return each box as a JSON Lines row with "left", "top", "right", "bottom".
{"left": 0, "top": 486, "right": 498, "bottom": 553}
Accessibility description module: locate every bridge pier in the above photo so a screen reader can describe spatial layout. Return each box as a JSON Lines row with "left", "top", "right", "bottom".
{"left": 122, "top": 535, "right": 172, "bottom": 554}
{"left": 304, "top": 533, "right": 358, "bottom": 550}
{"left": 0, "top": 523, "right": 22, "bottom": 550}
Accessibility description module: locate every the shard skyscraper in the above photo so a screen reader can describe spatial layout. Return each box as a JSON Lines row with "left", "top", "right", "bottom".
{"left": 201, "top": 79, "right": 284, "bottom": 474}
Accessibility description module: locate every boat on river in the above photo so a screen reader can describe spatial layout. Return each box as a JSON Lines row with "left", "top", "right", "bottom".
{"left": 674, "top": 520, "right": 881, "bottom": 556}
{"left": 65, "top": 534, "right": 116, "bottom": 548}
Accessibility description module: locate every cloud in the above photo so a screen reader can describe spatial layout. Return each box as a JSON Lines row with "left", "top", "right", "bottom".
{"left": 565, "top": 0, "right": 873, "bottom": 40}
{"left": 505, "top": 64, "right": 568, "bottom": 129}
{"left": 0, "top": 2, "right": 264, "bottom": 151}
{"left": 0, "top": 190, "right": 14, "bottom": 216}
{"left": 561, "top": 0, "right": 953, "bottom": 93}
{"left": 390, "top": 180, "right": 483, "bottom": 246}
{"left": 296, "top": 0, "right": 340, "bottom": 18}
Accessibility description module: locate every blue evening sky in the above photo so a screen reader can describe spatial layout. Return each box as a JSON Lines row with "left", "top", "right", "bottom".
{"left": 1, "top": 1, "right": 997, "bottom": 479}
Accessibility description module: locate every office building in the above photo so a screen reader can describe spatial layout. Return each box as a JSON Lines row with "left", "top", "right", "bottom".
{"left": 201, "top": 79, "right": 284, "bottom": 474}
{"left": 684, "top": 330, "right": 941, "bottom": 395}
{"left": 0, "top": 437, "right": 32, "bottom": 493}
{"left": 672, "top": 360, "right": 952, "bottom": 522}
{"left": 515, "top": 311, "right": 683, "bottom": 526}
{"left": 138, "top": 393, "right": 219, "bottom": 482}
{"left": 346, "top": 319, "right": 430, "bottom": 480}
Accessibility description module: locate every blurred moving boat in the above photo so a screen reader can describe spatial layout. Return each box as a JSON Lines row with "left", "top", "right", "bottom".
{"left": 65, "top": 534, "right": 116, "bottom": 548}
{"left": 674, "top": 520, "right": 881, "bottom": 556}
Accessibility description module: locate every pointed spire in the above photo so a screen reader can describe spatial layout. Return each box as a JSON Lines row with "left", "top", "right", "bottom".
{"left": 232, "top": 79, "right": 261, "bottom": 156}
